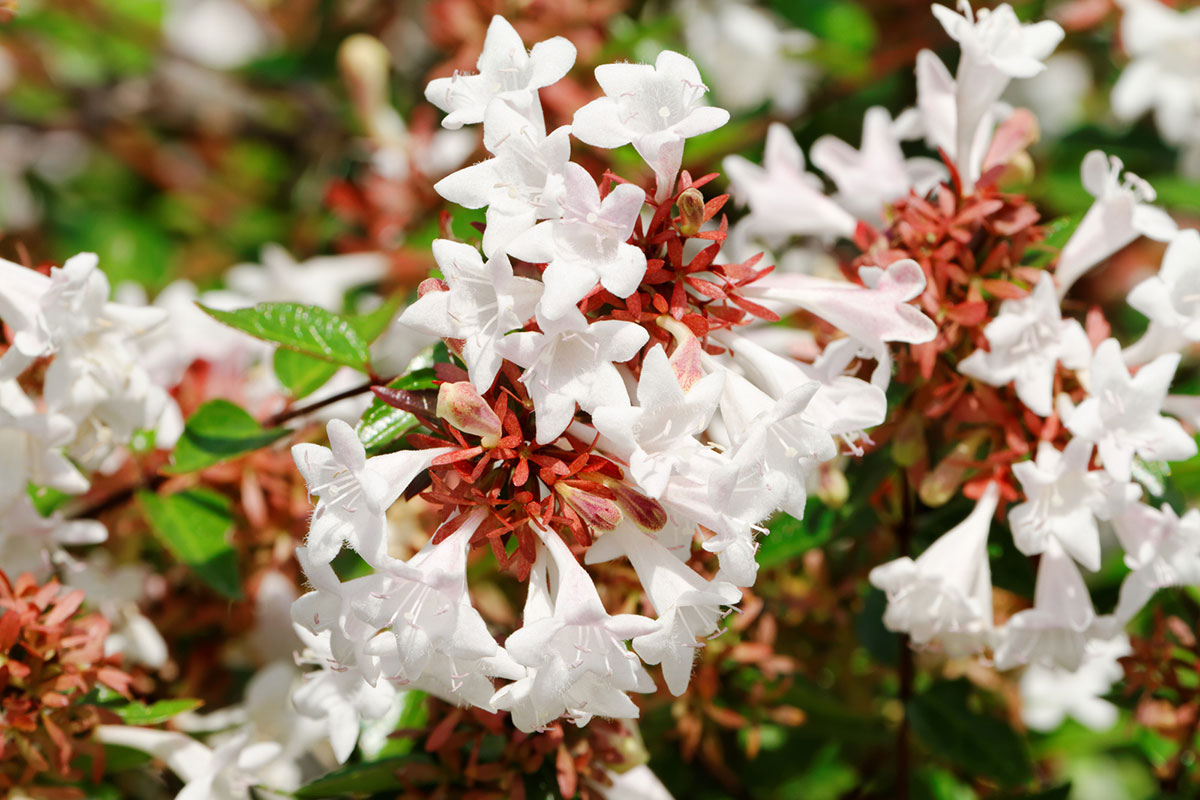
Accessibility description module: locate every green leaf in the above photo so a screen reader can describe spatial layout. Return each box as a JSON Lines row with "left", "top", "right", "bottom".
{"left": 369, "top": 691, "right": 428, "bottom": 759}
{"left": 199, "top": 302, "right": 372, "bottom": 370}
{"left": 908, "top": 680, "right": 1034, "bottom": 787}
{"left": 757, "top": 505, "right": 836, "bottom": 569}
{"left": 273, "top": 349, "right": 341, "bottom": 399}
{"left": 111, "top": 698, "right": 203, "bottom": 725}
{"left": 294, "top": 755, "right": 435, "bottom": 798}
{"left": 166, "top": 399, "right": 289, "bottom": 474}
{"left": 356, "top": 368, "right": 438, "bottom": 452}
{"left": 139, "top": 488, "right": 241, "bottom": 599}
{"left": 1022, "top": 213, "right": 1081, "bottom": 268}
{"left": 349, "top": 296, "right": 402, "bottom": 343}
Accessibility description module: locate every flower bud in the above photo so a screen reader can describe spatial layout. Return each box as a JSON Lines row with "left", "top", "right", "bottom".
{"left": 436, "top": 381, "right": 502, "bottom": 448}
{"left": 338, "top": 34, "right": 405, "bottom": 143}
{"left": 675, "top": 188, "right": 705, "bottom": 237}
{"left": 555, "top": 482, "right": 623, "bottom": 532}
{"left": 918, "top": 431, "right": 988, "bottom": 507}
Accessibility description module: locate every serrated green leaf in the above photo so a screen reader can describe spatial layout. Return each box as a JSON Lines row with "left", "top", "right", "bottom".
{"left": 111, "top": 698, "right": 203, "bottom": 725}
{"left": 294, "top": 754, "right": 435, "bottom": 798}
{"left": 138, "top": 488, "right": 241, "bottom": 599}
{"left": 273, "top": 349, "right": 342, "bottom": 399}
{"left": 908, "top": 681, "right": 1033, "bottom": 787}
{"left": 199, "top": 302, "right": 372, "bottom": 369}
{"left": 166, "top": 399, "right": 289, "bottom": 474}
{"left": 356, "top": 368, "right": 438, "bottom": 452}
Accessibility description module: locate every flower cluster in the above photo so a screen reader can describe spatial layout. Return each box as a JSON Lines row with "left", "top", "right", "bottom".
{"left": 288, "top": 15, "right": 935, "bottom": 740}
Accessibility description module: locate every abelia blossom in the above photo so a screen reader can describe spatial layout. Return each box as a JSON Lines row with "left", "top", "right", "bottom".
{"left": 224, "top": 244, "right": 387, "bottom": 308}
{"left": 508, "top": 163, "right": 648, "bottom": 320}
{"left": 1112, "top": 502, "right": 1200, "bottom": 623}
{"left": 930, "top": 1, "right": 1063, "bottom": 188}
{"left": 1124, "top": 229, "right": 1200, "bottom": 366}
{"left": 1019, "top": 634, "right": 1131, "bottom": 732}
{"left": 497, "top": 308, "right": 648, "bottom": 443}
{"left": 723, "top": 122, "right": 856, "bottom": 242}
{"left": 810, "top": 106, "right": 945, "bottom": 223}
{"left": 1111, "top": 0, "right": 1200, "bottom": 148}
{"left": 292, "top": 418, "right": 452, "bottom": 565}
{"left": 1064, "top": 339, "right": 1196, "bottom": 483}
{"left": 0, "top": 496, "right": 106, "bottom": 582}
{"left": 870, "top": 483, "right": 999, "bottom": 656}
{"left": 1008, "top": 439, "right": 1109, "bottom": 571}
{"left": 399, "top": 239, "right": 543, "bottom": 392}
{"left": 994, "top": 540, "right": 1099, "bottom": 671}
{"left": 424, "top": 15, "right": 576, "bottom": 130}
{"left": 958, "top": 274, "right": 1091, "bottom": 416}
{"left": 433, "top": 99, "right": 571, "bottom": 257}
{"left": 0, "top": 380, "right": 89, "bottom": 510}
{"left": 591, "top": 344, "right": 723, "bottom": 498}
{"left": 1055, "top": 151, "right": 1177, "bottom": 298}
{"left": 573, "top": 50, "right": 729, "bottom": 200}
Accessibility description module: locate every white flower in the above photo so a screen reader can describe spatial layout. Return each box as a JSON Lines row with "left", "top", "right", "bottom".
{"left": 592, "top": 344, "right": 723, "bottom": 498}
{"left": 1020, "top": 634, "right": 1131, "bottom": 732}
{"left": 164, "top": 0, "right": 274, "bottom": 71}
{"left": 292, "top": 419, "right": 452, "bottom": 565}
{"left": 493, "top": 528, "right": 658, "bottom": 732}
{"left": 958, "top": 274, "right": 1091, "bottom": 416}
{"left": 1124, "top": 229, "right": 1200, "bottom": 366}
{"left": 0, "top": 495, "right": 106, "bottom": 580}
{"left": 1004, "top": 52, "right": 1092, "bottom": 138}
{"left": 573, "top": 51, "right": 729, "bottom": 201}
{"left": 680, "top": 0, "right": 815, "bottom": 116}
{"left": 64, "top": 551, "right": 167, "bottom": 669}
{"left": 744, "top": 259, "right": 937, "bottom": 389}
{"left": 0, "top": 380, "right": 89, "bottom": 510}
{"left": 590, "top": 764, "right": 677, "bottom": 800}
{"left": 1111, "top": 502, "right": 1200, "bottom": 622}
{"left": 931, "top": 1, "right": 1063, "bottom": 188}
{"left": 356, "top": 513, "right": 502, "bottom": 685}
{"left": 399, "top": 239, "right": 543, "bottom": 392}
{"left": 723, "top": 122, "right": 856, "bottom": 242}
{"left": 585, "top": 521, "right": 740, "bottom": 696}
{"left": 994, "top": 540, "right": 1097, "bottom": 671}
{"left": 508, "top": 163, "right": 647, "bottom": 320}
{"left": 1009, "top": 439, "right": 1108, "bottom": 571}
{"left": 433, "top": 99, "right": 572, "bottom": 257}
{"left": 810, "top": 106, "right": 945, "bottom": 222}
{"left": 1064, "top": 339, "right": 1196, "bottom": 482}
{"left": 424, "top": 15, "right": 576, "bottom": 130}
{"left": 225, "top": 244, "right": 387, "bottom": 309}
{"left": 497, "top": 307, "right": 648, "bottom": 444}
{"left": 1111, "top": 0, "right": 1200, "bottom": 147}
{"left": 870, "top": 482, "right": 999, "bottom": 656}
{"left": 292, "top": 658, "right": 398, "bottom": 764}
{"left": 1055, "top": 151, "right": 1177, "bottom": 298}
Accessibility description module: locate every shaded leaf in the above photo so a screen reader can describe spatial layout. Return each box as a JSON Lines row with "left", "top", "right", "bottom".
{"left": 111, "top": 698, "right": 203, "bottom": 726}
{"left": 199, "top": 302, "right": 371, "bottom": 369}
{"left": 138, "top": 489, "right": 241, "bottom": 600}
{"left": 294, "top": 754, "right": 435, "bottom": 798}
{"left": 357, "top": 369, "right": 438, "bottom": 452}
{"left": 167, "top": 399, "right": 288, "bottom": 474}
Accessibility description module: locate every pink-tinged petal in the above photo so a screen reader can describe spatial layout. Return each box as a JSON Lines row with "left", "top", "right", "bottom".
{"left": 434, "top": 160, "right": 497, "bottom": 209}
{"left": 591, "top": 319, "right": 650, "bottom": 362}
{"left": 538, "top": 260, "right": 599, "bottom": 320}
{"left": 506, "top": 220, "right": 556, "bottom": 264}
{"left": 292, "top": 442, "right": 336, "bottom": 488}
{"left": 672, "top": 105, "right": 730, "bottom": 139}
{"left": 593, "top": 62, "right": 655, "bottom": 101}
{"left": 598, "top": 243, "right": 648, "bottom": 298}
{"left": 476, "top": 16, "right": 528, "bottom": 75}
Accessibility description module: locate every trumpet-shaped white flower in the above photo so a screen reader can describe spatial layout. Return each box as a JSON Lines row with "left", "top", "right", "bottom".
{"left": 292, "top": 656, "right": 399, "bottom": 764}
{"left": 958, "top": 275, "right": 1091, "bottom": 416}
{"left": 292, "top": 419, "right": 452, "bottom": 565}
{"left": 573, "top": 51, "right": 729, "bottom": 200}
{"left": 592, "top": 345, "right": 722, "bottom": 498}
{"left": 0, "top": 495, "right": 107, "bottom": 580}
{"left": 931, "top": 2, "right": 1063, "bottom": 188}
{"left": 810, "top": 106, "right": 945, "bottom": 222}
{"left": 224, "top": 244, "right": 387, "bottom": 309}
{"left": 433, "top": 100, "right": 571, "bottom": 257}
{"left": 870, "top": 483, "right": 999, "bottom": 656}
{"left": 508, "top": 163, "right": 647, "bottom": 320}
{"left": 399, "top": 239, "right": 543, "bottom": 392}
{"left": 0, "top": 380, "right": 89, "bottom": 510}
{"left": 1064, "top": 339, "right": 1196, "bottom": 483}
{"left": 723, "top": 122, "right": 856, "bottom": 242}
{"left": 1111, "top": 0, "right": 1200, "bottom": 147}
{"left": 497, "top": 308, "right": 648, "bottom": 443}
{"left": 1112, "top": 502, "right": 1200, "bottom": 622}
{"left": 424, "top": 16, "right": 576, "bottom": 130}
{"left": 745, "top": 259, "right": 937, "bottom": 388}
{"left": 1055, "top": 151, "right": 1176, "bottom": 298}
{"left": 494, "top": 532, "right": 658, "bottom": 731}
{"left": 585, "top": 521, "right": 739, "bottom": 695}
{"left": 1124, "top": 229, "right": 1200, "bottom": 366}
{"left": 1009, "top": 439, "right": 1108, "bottom": 571}
{"left": 994, "top": 539, "right": 1097, "bottom": 671}
{"left": 1019, "top": 633, "right": 1131, "bottom": 732}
